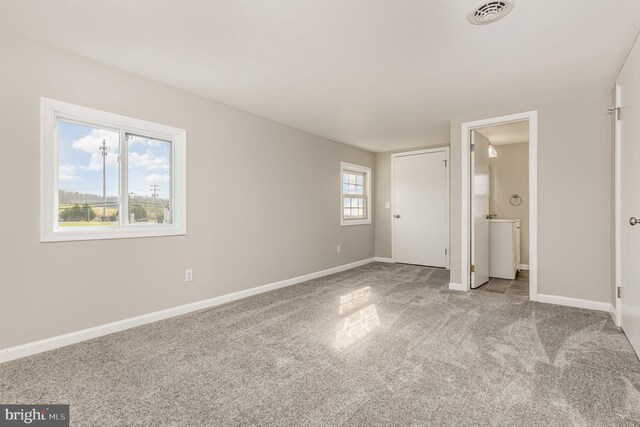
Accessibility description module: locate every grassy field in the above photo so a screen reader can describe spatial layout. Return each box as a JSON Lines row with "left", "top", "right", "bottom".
{"left": 59, "top": 204, "right": 118, "bottom": 216}
{"left": 58, "top": 204, "right": 163, "bottom": 226}
{"left": 58, "top": 204, "right": 118, "bottom": 227}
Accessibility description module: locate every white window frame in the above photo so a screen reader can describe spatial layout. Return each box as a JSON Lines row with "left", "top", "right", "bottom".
{"left": 40, "top": 98, "right": 187, "bottom": 242}
{"left": 340, "top": 162, "right": 372, "bottom": 226}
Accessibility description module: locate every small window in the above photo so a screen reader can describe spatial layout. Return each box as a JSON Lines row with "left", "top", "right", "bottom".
{"left": 41, "top": 98, "right": 186, "bottom": 242}
{"left": 341, "top": 162, "right": 371, "bottom": 226}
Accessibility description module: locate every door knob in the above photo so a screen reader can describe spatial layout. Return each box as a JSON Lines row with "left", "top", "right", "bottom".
{"left": 394, "top": 214, "right": 400, "bottom": 219}
{"left": 631, "top": 217, "right": 638, "bottom": 226}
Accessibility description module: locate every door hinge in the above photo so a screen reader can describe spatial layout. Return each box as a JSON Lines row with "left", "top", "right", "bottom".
{"left": 443, "top": 159, "right": 448, "bottom": 167}
{"left": 444, "top": 248, "right": 448, "bottom": 255}
{"left": 609, "top": 106, "right": 621, "bottom": 120}
{"left": 470, "top": 144, "right": 475, "bottom": 152}
{"left": 471, "top": 265, "right": 475, "bottom": 273}
{"left": 617, "top": 286, "right": 621, "bottom": 298}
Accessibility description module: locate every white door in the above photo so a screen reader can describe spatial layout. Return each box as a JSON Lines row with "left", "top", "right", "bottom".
{"left": 471, "top": 131, "right": 490, "bottom": 288}
{"left": 618, "top": 36, "right": 640, "bottom": 356}
{"left": 393, "top": 149, "right": 448, "bottom": 267}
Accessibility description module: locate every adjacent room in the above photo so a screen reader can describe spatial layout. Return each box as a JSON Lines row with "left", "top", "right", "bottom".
{"left": 1, "top": 1, "right": 640, "bottom": 426}
{"left": 472, "top": 120, "right": 530, "bottom": 297}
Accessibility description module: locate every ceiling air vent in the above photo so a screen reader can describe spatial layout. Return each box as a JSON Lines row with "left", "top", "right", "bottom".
{"left": 467, "top": 1, "right": 514, "bottom": 25}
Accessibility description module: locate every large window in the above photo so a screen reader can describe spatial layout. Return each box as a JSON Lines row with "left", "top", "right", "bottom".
{"left": 341, "top": 162, "right": 371, "bottom": 226}
{"left": 41, "top": 98, "right": 186, "bottom": 242}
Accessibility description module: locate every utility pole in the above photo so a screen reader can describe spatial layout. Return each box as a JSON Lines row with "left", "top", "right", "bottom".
{"left": 99, "top": 139, "right": 109, "bottom": 220}
{"left": 150, "top": 185, "right": 160, "bottom": 223}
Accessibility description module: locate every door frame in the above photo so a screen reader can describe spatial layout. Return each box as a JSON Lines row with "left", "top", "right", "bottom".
{"left": 460, "top": 110, "right": 538, "bottom": 299}
{"left": 613, "top": 32, "right": 640, "bottom": 328}
{"left": 614, "top": 82, "right": 622, "bottom": 327}
{"left": 391, "top": 146, "right": 450, "bottom": 268}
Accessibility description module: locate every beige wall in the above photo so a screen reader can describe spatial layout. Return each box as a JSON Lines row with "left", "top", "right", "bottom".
{"left": 0, "top": 31, "right": 374, "bottom": 350}
{"left": 489, "top": 143, "right": 529, "bottom": 264}
{"left": 450, "top": 90, "right": 613, "bottom": 303}
{"left": 374, "top": 152, "right": 392, "bottom": 258}
{"left": 0, "top": 29, "right": 616, "bottom": 351}
{"left": 375, "top": 91, "right": 613, "bottom": 304}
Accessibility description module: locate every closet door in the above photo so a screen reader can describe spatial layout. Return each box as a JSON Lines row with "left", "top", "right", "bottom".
{"left": 392, "top": 149, "right": 448, "bottom": 267}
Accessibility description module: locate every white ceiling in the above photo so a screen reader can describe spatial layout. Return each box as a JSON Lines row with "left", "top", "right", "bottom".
{"left": 476, "top": 120, "right": 529, "bottom": 145}
{"left": 1, "top": 1, "right": 639, "bottom": 152}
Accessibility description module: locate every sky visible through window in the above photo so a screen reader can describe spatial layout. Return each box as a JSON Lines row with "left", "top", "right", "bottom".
{"left": 58, "top": 120, "right": 120, "bottom": 197}
{"left": 58, "top": 121, "right": 171, "bottom": 199}
{"left": 127, "top": 134, "right": 171, "bottom": 200}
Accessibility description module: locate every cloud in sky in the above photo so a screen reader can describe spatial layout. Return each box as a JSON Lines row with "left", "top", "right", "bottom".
{"left": 129, "top": 151, "right": 169, "bottom": 171}
{"left": 59, "top": 165, "right": 81, "bottom": 181}
{"left": 72, "top": 128, "right": 120, "bottom": 171}
{"left": 144, "top": 173, "right": 170, "bottom": 184}
{"left": 129, "top": 136, "right": 167, "bottom": 148}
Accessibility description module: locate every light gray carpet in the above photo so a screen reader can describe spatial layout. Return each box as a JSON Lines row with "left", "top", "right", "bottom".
{"left": 1, "top": 262, "right": 639, "bottom": 426}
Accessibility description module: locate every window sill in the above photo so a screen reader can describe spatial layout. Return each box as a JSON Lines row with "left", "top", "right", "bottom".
{"left": 340, "top": 219, "right": 372, "bottom": 227}
{"left": 41, "top": 225, "right": 187, "bottom": 242}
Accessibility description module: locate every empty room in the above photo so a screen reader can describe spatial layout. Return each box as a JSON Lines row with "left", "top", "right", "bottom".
{"left": 1, "top": 1, "right": 640, "bottom": 426}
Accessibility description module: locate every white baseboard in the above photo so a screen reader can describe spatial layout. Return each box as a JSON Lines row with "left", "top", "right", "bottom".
{"left": 448, "top": 282, "right": 466, "bottom": 291}
{"left": 519, "top": 264, "right": 530, "bottom": 270}
{"left": 374, "top": 257, "right": 394, "bottom": 263}
{"left": 609, "top": 304, "right": 617, "bottom": 323}
{"left": 0, "top": 258, "right": 375, "bottom": 364}
{"left": 535, "top": 293, "right": 611, "bottom": 312}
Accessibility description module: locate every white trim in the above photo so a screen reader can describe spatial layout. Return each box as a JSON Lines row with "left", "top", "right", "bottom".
{"left": 340, "top": 162, "right": 372, "bottom": 226}
{"left": 391, "top": 147, "right": 450, "bottom": 268}
{"left": 519, "top": 264, "right": 530, "bottom": 271}
{"left": 40, "top": 98, "right": 187, "bottom": 242}
{"left": 448, "top": 282, "right": 466, "bottom": 291}
{"left": 609, "top": 304, "right": 617, "bottom": 323}
{"left": 0, "top": 258, "right": 376, "bottom": 364}
{"left": 460, "top": 111, "right": 538, "bottom": 301}
{"left": 535, "top": 293, "right": 611, "bottom": 313}
{"left": 374, "top": 257, "right": 394, "bottom": 263}
{"left": 612, "top": 33, "right": 640, "bottom": 328}
{"left": 614, "top": 82, "right": 622, "bottom": 328}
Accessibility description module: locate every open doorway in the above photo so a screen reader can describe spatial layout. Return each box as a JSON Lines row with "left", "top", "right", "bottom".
{"left": 460, "top": 111, "right": 538, "bottom": 300}
{"left": 471, "top": 121, "right": 530, "bottom": 297}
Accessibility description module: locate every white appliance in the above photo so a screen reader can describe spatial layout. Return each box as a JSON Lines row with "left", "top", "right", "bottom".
{"left": 489, "top": 219, "right": 520, "bottom": 280}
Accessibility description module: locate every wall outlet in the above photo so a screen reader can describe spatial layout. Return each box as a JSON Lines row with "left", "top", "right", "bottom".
{"left": 336, "top": 245, "right": 341, "bottom": 253}
{"left": 385, "top": 202, "right": 390, "bottom": 209}
{"left": 185, "top": 268, "right": 193, "bottom": 282}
